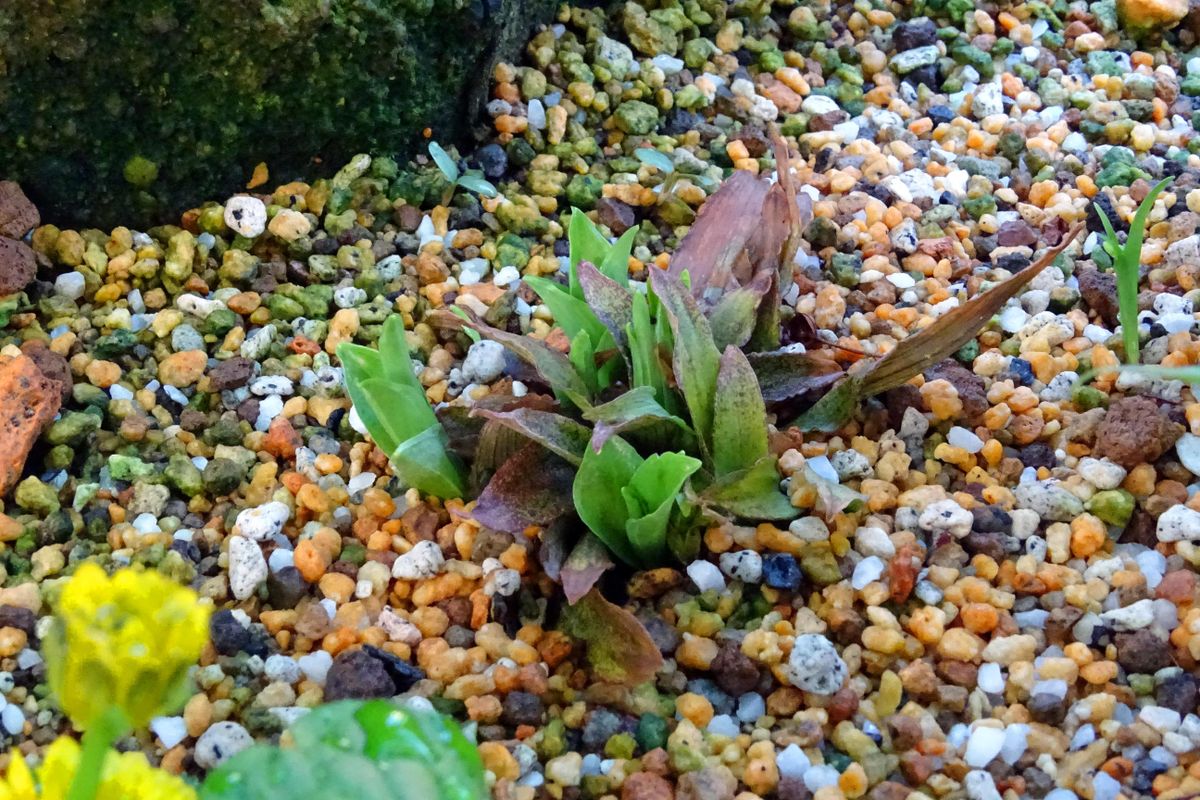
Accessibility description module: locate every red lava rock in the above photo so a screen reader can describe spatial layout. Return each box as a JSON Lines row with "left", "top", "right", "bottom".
{"left": 622, "top": 771, "right": 674, "bottom": 800}
{"left": 207, "top": 356, "right": 255, "bottom": 391}
{"left": 676, "top": 766, "right": 736, "bottom": 800}
{"left": 322, "top": 648, "right": 397, "bottom": 701}
{"left": 0, "top": 355, "right": 62, "bottom": 496}
{"left": 924, "top": 360, "right": 987, "bottom": 422}
{"left": 1077, "top": 268, "right": 1120, "bottom": 326}
{"left": 19, "top": 340, "right": 71, "bottom": 401}
{"left": 1156, "top": 570, "right": 1197, "bottom": 604}
{"left": 262, "top": 416, "right": 301, "bottom": 460}
{"left": 1116, "top": 629, "right": 1174, "bottom": 674}
{"left": 1093, "top": 396, "right": 1183, "bottom": 468}
{"left": 0, "top": 182, "right": 38, "bottom": 239}
{"left": 595, "top": 197, "right": 636, "bottom": 235}
{"left": 826, "top": 686, "right": 859, "bottom": 723}
{"left": 0, "top": 237, "right": 36, "bottom": 296}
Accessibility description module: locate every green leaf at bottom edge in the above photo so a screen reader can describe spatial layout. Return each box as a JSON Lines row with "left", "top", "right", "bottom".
{"left": 700, "top": 456, "right": 798, "bottom": 521}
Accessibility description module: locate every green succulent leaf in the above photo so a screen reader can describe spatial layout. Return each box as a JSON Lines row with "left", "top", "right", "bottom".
{"left": 793, "top": 373, "right": 864, "bottom": 433}
{"left": 711, "top": 346, "right": 769, "bottom": 478}
{"left": 202, "top": 701, "right": 487, "bottom": 800}
{"left": 701, "top": 456, "right": 797, "bottom": 521}
{"left": 622, "top": 451, "right": 702, "bottom": 565}
{"left": 569, "top": 329, "right": 601, "bottom": 395}
{"left": 707, "top": 282, "right": 766, "bottom": 350}
{"left": 525, "top": 275, "right": 610, "bottom": 346}
{"left": 568, "top": 208, "right": 614, "bottom": 297}
{"left": 573, "top": 435, "right": 644, "bottom": 566}
{"left": 628, "top": 291, "right": 674, "bottom": 411}
{"left": 456, "top": 173, "right": 498, "bottom": 198}
{"left": 649, "top": 269, "right": 721, "bottom": 456}
{"left": 428, "top": 141, "right": 460, "bottom": 183}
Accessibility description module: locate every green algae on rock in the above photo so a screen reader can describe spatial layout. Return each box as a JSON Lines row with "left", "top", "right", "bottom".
{"left": 0, "top": 0, "right": 556, "bottom": 228}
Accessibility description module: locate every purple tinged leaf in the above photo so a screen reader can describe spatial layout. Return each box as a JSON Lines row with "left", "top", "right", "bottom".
{"left": 577, "top": 260, "right": 633, "bottom": 355}
{"left": 582, "top": 386, "right": 692, "bottom": 452}
{"left": 561, "top": 534, "right": 614, "bottom": 605}
{"left": 471, "top": 407, "right": 591, "bottom": 466}
{"left": 472, "top": 445, "right": 577, "bottom": 533}
{"left": 559, "top": 589, "right": 663, "bottom": 686}
{"left": 711, "top": 346, "right": 769, "bottom": 478}
{"left": 747, "top": 349, "right": 844, "bottom": 404}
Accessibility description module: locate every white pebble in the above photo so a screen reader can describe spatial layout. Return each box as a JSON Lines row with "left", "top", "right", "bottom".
{"left": 785, "top": 634, "right": 847, "bottom": 695}
{"left": 776, "top": 744, "right": 811, "bottom": 779}
{"left": 54, "top": 272, "right": 86, "bottom": 300}
{"left": 297, "top": 650, "right": 333, "bottom": 685}
{"left": 919, "top": 499, "right": 973, "bottom": 539}
{"left": 964, "top": 725, "right": 1006, "bottom": 767}
{"left": 947, "top": 426, "right": 984, "bottom": 453}
{"left": 719, "top": 550, "right": 763, "bottom": 583}
{"left": 706, "top": 714, "right": 739, "bottom": 737}
{"left": 150, "top": 716, "right": 188, "bottom": 749}
{"left": 736, "top": 693, "right": 765, "bottom": 723}
{"left": 687, "top": 560, "right": 726, "bottom": 594}
{"left": 224, "top": 196, "right": 267, "bottom": 238}
{"left": 977, "top": 662, "right": 1004, "bottom": 693}
{"left": 461, "top": 340, "right": 507, "bottom": 384}
{"left": 851, "top": 556, "right": 884, "bottom": 589}
{"left": 235, "top": 501, "right": 291, "bottom": 541}
{"left": 392, "top": 540, "right": 445, "bottom": 580}
{"left": 0, "top": 705, "right": 23, "bottom": 736}
{"left": 195, "top": 722, "right": 254, "bottom": 769}
{"left": 264, "top": 654, "right": 303, "bottom": 685}
{"left": 803, "top": 765, "right": 840, "bottom": 792}
{"left": 228, "top": 535, "right": 267, "bottom": 601}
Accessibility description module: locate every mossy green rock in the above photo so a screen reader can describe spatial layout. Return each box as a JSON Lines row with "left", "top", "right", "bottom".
{"left": 0, "top": 0, "right": 556, "bottom": 227}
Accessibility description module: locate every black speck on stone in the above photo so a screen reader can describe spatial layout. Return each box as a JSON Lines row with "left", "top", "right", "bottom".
{"left": 1156, "top": 672, "right": 1198, "bottom": 715}
{"left": 502, "top": 690, "right": 545, "bottom": 726}
{"left": 1019, "top": 443, "right": 1057, "bottom": 470}
{"left": 323, "top": 648, "right": 397, "bottom": 701}
{"left": 762, "top": 553, "right": 802, "bottom": 591}
{"left": 927, "top": 105, "right": 954, "bottom": 126}
{"left": 892, "top": 17, "right": 938, "bottom": 50}
{"left": 581, "top": 708, "right": 624, "bottom": 751}
{"left": 995, "top": 252, "right": 1032, "bottom": 273}
{"left": 0, "top": 606, "right": 35, "bottom": 639}
{"left": 971, "top": 505, "right": 1011, "bottom": 533}
{"left": 362, "top": 644, "right": 425, "bottom": 692}
{"left": 473, "top": 143, "right": 508, "bottom": 179}
{"left": 210, "top": 609, "right": 252, "bottom": 657}
{"left": 266, "top": 566, "right": 310, "bottom": 609}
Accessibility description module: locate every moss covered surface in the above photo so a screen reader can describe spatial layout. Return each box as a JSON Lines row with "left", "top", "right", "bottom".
{"left": 0, "top": 0, "right": 555, "bottom": 227}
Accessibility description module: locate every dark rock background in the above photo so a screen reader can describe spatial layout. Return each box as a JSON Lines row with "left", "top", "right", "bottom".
{"left": 0, "top": 0, "right": 557, "bottom": 227}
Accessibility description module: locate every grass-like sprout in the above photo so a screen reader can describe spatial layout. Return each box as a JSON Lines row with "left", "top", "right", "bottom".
{"left": 1094, "top": 177, "right": 1172, "bottom": 365}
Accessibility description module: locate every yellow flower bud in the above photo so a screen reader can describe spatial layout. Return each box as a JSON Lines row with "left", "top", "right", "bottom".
{"left": 0, "top": 736, "right": 195, "bottom": 800}
{"left": 44, "top": 564, "right": 211, "bottom": 731}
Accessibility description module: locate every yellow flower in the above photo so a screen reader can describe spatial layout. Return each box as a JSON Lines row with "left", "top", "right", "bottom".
{"left": 0, "top": 738, "right": 195, "bottom": 800}
{"left": 0, "top": 751, "right": 36, "bottom": 800}
{"left": 44, "top": 564, "right": 211, "bottom": 731}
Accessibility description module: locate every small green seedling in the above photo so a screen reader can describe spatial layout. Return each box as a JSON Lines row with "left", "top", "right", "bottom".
{"left": 635, "top": 146, "right": 717, "bottom": 196}
{"left": 1094, "top": 177, "right": 1172, "bottom": 365}
{"left": 338, "top": 315, "right": 466, "bottom": 498}
{"left": 429, "top": 141, "right": 498, "bottom": 201}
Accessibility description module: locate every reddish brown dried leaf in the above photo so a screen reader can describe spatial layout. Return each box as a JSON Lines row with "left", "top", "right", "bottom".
{"left": 667, "top": 170, "right": 770, "bottom": 297}
{"left": 472, "top": 444, "right": 577, "bottom": 533}
{"left": 561, "top": 534, "right": 615, "bottom": 605}
{"left": 559, "top": 589, "right": 663, "bottom": 686}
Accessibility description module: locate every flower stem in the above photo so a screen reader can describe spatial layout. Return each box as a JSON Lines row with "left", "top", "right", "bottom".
{"left": 67, "top": 707, "right": 127, "bottom": 800}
